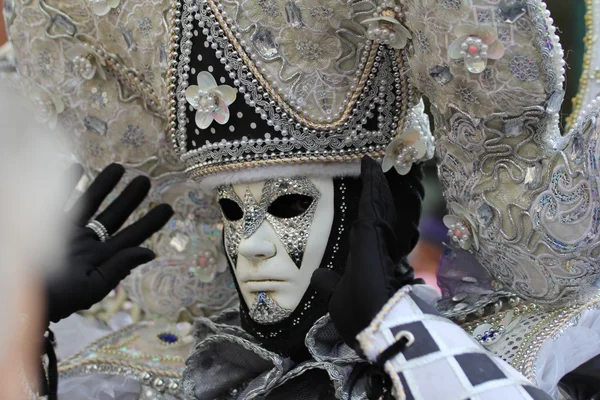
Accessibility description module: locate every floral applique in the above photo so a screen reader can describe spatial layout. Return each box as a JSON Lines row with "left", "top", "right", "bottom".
{"left": 277, "top": 29, "right": 342, "bottom": 72}
{"left": 185, "top": 72, "right": 236, "bottom": 129}
{"left": 382, "top": 127, "right": 427, "bottom": 175}
{"left": 443, "top": 202, "right": 479, "bottom": 251}
{"left": 242, "top": 0, "right": 287, "bottom": 29}
{"left": 449, "top": 25, "right": 505, "bottom": 74}
{"left": 301, "top": 0, "right": 352, "bottom": 31}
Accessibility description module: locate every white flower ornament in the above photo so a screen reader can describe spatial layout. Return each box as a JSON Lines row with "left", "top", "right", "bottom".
{"left": 66, "top": 44, "right": 106, "bottom": 80}
{"left": 185, "top": 72, "right": 237, "bottom": 130}
{"left": 31, "top": 89, "right": 65, "bottom": 129}
{"left": 443, "top": 202, "right": 479, "bottom": 251}
{"left": 382, "top": 127, "right": 427, "bottom": 175}
{"left": 362, "top": 5, "right": 411, "bottom": 50}
{"left": 90, "top": 0, "right": 120, "bottom": 16}
{"left": 448, "top": 25, "right": 505, "bottom": 74}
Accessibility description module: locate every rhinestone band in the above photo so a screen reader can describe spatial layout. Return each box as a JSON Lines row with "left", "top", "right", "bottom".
{"left": 86, "top": 220, "right": 110, "bottom": 242}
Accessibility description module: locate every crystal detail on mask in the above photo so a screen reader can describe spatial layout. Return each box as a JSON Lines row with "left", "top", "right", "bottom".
{"left": 266, "top": 179, "right": 320, "bottom": 268}
{"left": 249, "top": 291, "right": 292, "bottom": 325}
{"left": 242, "top": 189, "right": 262, "bottom": 239}
{"left": 219, "top": 178, "right": 321, "bottom": 269}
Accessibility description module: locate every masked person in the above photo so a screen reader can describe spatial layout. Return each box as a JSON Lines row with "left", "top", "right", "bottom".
{"left": 4, "top": 0, "right": 577, "bottom": 399}
{"left": 168, "top": 1, "right": 552, "bottom": 399}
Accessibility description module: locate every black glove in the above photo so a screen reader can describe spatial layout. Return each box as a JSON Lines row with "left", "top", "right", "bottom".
{"left": 45, "top": 163, "right": 173, "bottom": 324}
{"left": 311, "top": 157, "right": 424, "bottom": 399}
{"left": 311, "top": 156, "right": 423, "bottom": 349}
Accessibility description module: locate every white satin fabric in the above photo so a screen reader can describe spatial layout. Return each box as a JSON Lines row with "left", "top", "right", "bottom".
{"left": 534, "top": 308, "right": 600, "bottom": 399}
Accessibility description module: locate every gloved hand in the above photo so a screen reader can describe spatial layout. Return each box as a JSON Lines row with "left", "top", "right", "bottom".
{"left": 311, "top": 156, "right": 423, "bottom": 349}
{"left": 45, "top": 163, "right": 173, "bottom": 324}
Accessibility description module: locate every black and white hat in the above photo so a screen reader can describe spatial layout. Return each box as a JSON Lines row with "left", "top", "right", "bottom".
{"left": 167, "top": 0, "right": 433, "bottom": 188}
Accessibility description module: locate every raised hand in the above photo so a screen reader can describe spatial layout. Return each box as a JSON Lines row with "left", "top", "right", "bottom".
{"left": 45, "top": 163, "right": 173, "bottom": 324}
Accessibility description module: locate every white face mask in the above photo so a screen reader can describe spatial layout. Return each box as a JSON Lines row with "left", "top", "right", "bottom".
{"left": 217, "top": 177, "right": 334, "bottom": 325}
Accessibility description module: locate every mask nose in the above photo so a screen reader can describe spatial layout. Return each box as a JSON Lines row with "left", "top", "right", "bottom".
{"left": 238, "top": 235, "right": 277, "bottom": 262}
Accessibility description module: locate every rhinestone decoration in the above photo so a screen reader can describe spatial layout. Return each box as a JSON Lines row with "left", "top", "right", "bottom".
{"left": 248, "top": 291, "right": 293, "bottom": 325}
{"left": 473, "top": 323, "right": 505, "bottom": 345}
{"left": 497, "top": 0, "right": 527, "bottom": 23}
{"left": 218, "top": 178, "right": 321, "bottom": 269}
{"left": 157, "top": 332, "right": 179, "bottom": 344}
{"left": 429, "top": 65, "right": 453, "bottom": 85}
{"left": 58, "top": 322, "right": 184, "bottom": 399}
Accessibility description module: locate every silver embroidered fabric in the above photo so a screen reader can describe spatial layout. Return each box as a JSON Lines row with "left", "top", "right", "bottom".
{"left": 402, "top": 0, "right": 600, "bottom": 306}
{"left": 183, "top": 309, "right": 366, "bottom": 400}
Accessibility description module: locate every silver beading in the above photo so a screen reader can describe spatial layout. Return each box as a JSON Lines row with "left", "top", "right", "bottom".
{"left": 248, "top": 291, "right": 292, "bottom": 325}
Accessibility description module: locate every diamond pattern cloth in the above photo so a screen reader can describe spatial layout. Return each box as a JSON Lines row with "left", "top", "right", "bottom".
{"left": 357, "top": 286, "right": 553, "bottom": 400}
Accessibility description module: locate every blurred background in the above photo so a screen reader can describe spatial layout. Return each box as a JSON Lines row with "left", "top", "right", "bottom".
{"left": 0, "top": 1, "right": 5, "bottom": 45}
{"left": 0, "top": 0, "right": 586, "bottom": 288}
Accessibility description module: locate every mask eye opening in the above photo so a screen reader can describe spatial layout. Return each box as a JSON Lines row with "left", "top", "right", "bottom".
{"left": 219, "top": 198, "right": 244, "bottom": 221}
{"left": 267, "top": 194, "right": 314, "bottom": 219}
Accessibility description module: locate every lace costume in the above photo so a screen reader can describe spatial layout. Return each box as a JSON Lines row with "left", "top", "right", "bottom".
{"left": 4, "top": 0, "right": 599, "bottom": 399}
